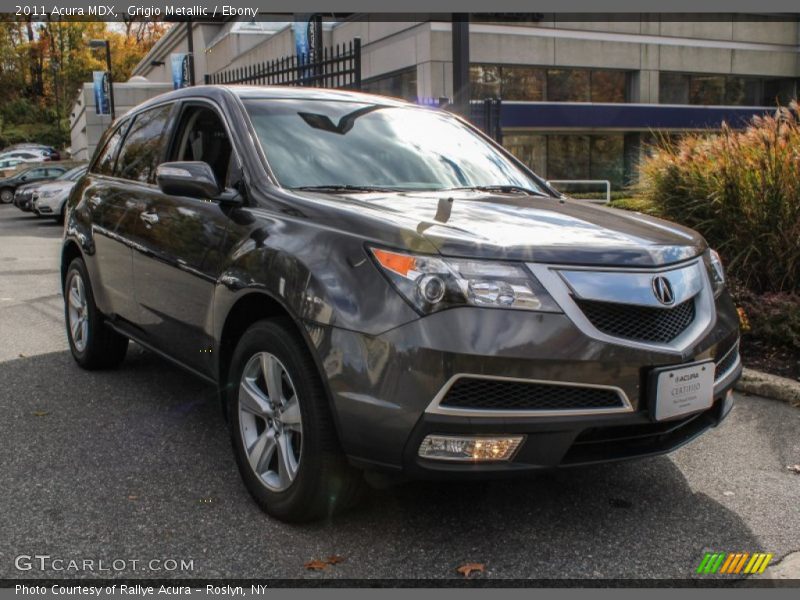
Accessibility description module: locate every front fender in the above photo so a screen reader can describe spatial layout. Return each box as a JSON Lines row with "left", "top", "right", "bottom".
{"left": 212, "top": 206, "right": 422, "bottom": 340}
{"left": 61, "top": 179, "right": 102, "bottom": 301}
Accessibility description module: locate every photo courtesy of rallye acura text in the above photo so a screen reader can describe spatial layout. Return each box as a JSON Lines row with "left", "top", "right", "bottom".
{"left": 61, "top": 85, "right": 741, "bottom": 522}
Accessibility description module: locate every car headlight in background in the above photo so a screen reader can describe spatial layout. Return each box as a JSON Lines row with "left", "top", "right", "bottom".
{"left": 369, "top": 247, "right": 561, "bottom": 314}
{"left": 707, "top": 249, "right": 726, "bottom": 297}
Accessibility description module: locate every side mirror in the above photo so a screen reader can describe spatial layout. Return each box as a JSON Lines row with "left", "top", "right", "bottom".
{"left": 20, "top": 175, "right": 27, "bottom": 181}
{"left": 156, "top": 161, "right": 222, "bottom": 199}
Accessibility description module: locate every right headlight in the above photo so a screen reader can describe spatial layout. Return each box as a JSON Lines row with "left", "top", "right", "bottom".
{"left": 706, "top": 249, "right": 726, "bottom": 297}
{"left": 369, "top": 247, "right": 561, "bottom": 315}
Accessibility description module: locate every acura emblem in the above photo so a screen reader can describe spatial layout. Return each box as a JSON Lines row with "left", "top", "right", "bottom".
{"left": 652, "top": 276, "right": 675, "bottom": 305}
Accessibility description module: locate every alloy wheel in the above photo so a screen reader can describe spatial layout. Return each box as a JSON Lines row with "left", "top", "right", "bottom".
{"left": 67, "top": 273, "right": 89, "bottom": 353}
{"left": 238, "top": 352, "right": 303, "bottom": 492}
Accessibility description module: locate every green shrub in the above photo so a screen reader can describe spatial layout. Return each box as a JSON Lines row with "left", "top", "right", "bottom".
{"left": 0, "top": 98, "right": 69, "bottom": 150}
{"left": 608, "top": 196, "right": 661, "bottom": 216}
{"left": 639, "top": 102, "right": 800, "bottom": 294}
{"left": 735, "top": 288, "right": 800, "bottom": 351}
{"left": 569, "top": 190, "right": 639, "bottom": 201}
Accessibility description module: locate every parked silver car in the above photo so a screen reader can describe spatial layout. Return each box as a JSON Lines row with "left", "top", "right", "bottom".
{"left": 32, "top": 165, "right": 88, "bottom": 223}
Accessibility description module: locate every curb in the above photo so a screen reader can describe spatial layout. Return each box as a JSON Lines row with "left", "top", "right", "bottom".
{"left": 734, "top": 368, "right": 800, "bottom": 407}
{"left": 750, "top": 551, "right": 800, "bottom": 580}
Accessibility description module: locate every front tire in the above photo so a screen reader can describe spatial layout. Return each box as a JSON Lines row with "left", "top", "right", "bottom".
{"left": 0, "top": 188, "right": 13, "bottom": 204}
{"left": 64, "top": 258, "right": 128, "bottom": 369}
{"left": 227, "top": 318, "right": 363, "bottom": 522}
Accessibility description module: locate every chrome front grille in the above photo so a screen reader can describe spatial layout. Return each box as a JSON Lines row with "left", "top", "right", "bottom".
{"left": 530, "top": 259, "right": 712, "bottom": 351}
{"left": 574, "top": 297, "right": 696, "bottom": 344}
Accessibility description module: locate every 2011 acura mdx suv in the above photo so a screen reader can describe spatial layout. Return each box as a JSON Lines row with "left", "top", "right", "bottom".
{"left": 61, "top": 86, "right": 741, "bottom": 522}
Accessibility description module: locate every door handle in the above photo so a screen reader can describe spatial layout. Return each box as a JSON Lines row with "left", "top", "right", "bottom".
{"left": 139, "top": 211, "right": 159, "bottom": 225}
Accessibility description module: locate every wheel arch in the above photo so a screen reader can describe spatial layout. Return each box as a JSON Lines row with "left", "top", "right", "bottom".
{"left": 215, "top": 290, "right": 345, "bottom": 443}
{"left": 60, "top": 239, "right": 83, "bottom": 291}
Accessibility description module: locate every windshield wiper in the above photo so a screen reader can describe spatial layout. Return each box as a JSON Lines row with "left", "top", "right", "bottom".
{"left": 446, "top": 185, "right": 549, "bottom": 197}
{"left": 293, "top": 185, "right": 400, "bottom": 193}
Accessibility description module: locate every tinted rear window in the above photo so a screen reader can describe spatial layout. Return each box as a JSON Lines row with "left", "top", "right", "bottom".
{"left": 93, "top": 125, "right": 127, "bottom": 176}
{"left": 114, "top": 104, "right": 172, "bottom": 183}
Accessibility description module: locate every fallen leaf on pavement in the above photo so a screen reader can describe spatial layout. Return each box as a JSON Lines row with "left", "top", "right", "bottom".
{"left": 456, "top": 563, "right": 486, "bottom": 578}
{"left": 326, "top": 555, "right": 345, "bottom": 564}
{"left": 19, "top": 353, "right": 26, "bottom": 358}
{"left": 787, "top": 464, "right": 800, "bottom": 474}
{"left": 303, "top": 560, "right": 329, "bottom": 571}
{"left": 32, "top": 411, "right": 49, "bottom": 417}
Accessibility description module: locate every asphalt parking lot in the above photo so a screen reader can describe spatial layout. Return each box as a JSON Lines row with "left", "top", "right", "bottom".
{"left": 0, "top": 204, "right": 798, "bottom": 582}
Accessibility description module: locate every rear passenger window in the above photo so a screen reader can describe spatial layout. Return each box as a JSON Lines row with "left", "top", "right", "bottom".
{"left": 93, "top": 123, "right": 127, "bottom": 175}
{"left": 115, "top": 104, "right": 172, "bottom": 183}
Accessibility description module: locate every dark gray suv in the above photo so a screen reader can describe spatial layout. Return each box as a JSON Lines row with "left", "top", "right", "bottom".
{"left": 61, "top": 86, "right": 741, "bottom": 522}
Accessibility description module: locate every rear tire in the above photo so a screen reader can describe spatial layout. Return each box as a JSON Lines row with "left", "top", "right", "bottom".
{"left": 64, "top": 258, "right": 128, "bottom": 369}
{"left": 0, "top": 188, "right": 13, "bottom": 204}
{"left": 227, "top": 318, "right": 363, "bottom": 522}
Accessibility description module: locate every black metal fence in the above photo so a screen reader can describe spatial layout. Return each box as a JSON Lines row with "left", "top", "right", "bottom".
{"left": 469, "top": 98, "right": 503, "bottom": 143}
{"left": 204, "top": 38, "right": 361, "bottom": 90}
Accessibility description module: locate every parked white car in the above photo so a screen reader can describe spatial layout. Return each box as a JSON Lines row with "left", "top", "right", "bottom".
{"left": 31, "top": 165, "right": 87, "bottom": 223}
{"left": 0, "top": 157, "right": 28, "bottom": 172}
{"left": 0, "top": 150, "right": 43, "bottom": 162}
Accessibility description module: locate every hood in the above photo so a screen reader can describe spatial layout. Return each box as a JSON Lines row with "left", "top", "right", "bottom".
{"left": 15, "top": 181, "right": 43, "bottom": 192}
{"left": 300, "top": 190, "right": 706, "bottom": 267}
{"left": 30, "top": 180, "right": 72, "bottom": 193}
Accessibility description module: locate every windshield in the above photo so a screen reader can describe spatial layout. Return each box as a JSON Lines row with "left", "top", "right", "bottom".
{"left": 243, "top": 99, "right": 546, "bottom": 194}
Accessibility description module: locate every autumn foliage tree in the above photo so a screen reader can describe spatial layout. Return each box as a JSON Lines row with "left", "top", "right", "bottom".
{"left": 0, "top": 18, "right": 167, "bottom": 149}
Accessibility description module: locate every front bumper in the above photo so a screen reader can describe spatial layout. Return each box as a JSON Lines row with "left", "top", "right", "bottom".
{"left": 33, "top": 194, "right": 62, "bottom": 215}
{"left": 306, "top": 291, "right": 741, "bottom": 476}
{"left": 403, "top": 380, "right": 736, "bottom": 478}
{"left": 14, "top": 193, "right": 33, "bottom": 211}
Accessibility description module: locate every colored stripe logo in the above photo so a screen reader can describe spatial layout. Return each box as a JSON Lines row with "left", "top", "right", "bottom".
{"left": 696, "top": 552, "right": 773, "bottom": 574}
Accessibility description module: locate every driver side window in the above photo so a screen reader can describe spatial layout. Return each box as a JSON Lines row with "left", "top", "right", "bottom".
{"left": 171, "top": 105, "right": 235, "bottom": 187}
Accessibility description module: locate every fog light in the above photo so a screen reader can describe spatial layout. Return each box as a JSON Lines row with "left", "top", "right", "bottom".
{"left": 418, "top": 435, "right": 523, "bottom": 462}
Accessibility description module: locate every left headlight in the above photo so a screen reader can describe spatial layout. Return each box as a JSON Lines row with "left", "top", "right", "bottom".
{"left": 706, "top": 249, "right": 726, "bottom": 297}
{"left": 40, "top": 190, "right": 56, "bottom": 198}
{"left": 369, "top": 247, "right": 562, "bottom": 315}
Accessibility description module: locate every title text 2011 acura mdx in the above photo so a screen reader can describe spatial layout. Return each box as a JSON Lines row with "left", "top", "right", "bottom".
{"left": 61, "top": 86, "right": 741, "bottom": 522}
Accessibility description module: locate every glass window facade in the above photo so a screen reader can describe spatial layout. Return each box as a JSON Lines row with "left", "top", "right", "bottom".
{"left": 504, "top": 133, "right": 631, "bottom": 189}
{"left": 502, "top": 66, "right": 546, "bottom": 101}
{"left": 362, "top": 68, "right": 418, "bottom": 101}
{"left": 546, "top": 69, "right": 590, "bottom": 102}
{"left": 470, "top": 65, "right": 629, "bottom": 103}
{"left": 660, "top": 72, "right": 798, "bottom": 106}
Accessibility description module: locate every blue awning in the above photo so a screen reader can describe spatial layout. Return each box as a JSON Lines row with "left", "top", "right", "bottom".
{"left": 500, "top": 102, "right": 776, "bottom": 131}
